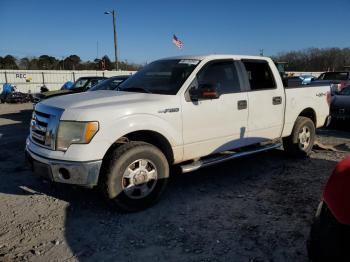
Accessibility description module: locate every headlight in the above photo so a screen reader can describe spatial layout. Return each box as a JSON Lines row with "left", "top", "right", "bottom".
{"left": 56, "top": 121, "right": 99, "bottom": 151}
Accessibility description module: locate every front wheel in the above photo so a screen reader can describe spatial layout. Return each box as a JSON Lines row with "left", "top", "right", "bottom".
{"left": 283, "top": 116, "right": 315, "bottom": 157}
{"left": 100, "top": 141, "right": 169, "bottom": 212}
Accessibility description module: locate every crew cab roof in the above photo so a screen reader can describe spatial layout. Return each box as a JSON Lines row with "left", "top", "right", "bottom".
{"left": 159, "top": 54, "right": 273, "bottom": 62}
{"left": 77, "top": 76, "right": 107, "bottom": 80}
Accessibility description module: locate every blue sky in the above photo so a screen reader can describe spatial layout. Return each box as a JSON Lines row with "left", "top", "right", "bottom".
{"left": 0, "top": 0, "right": 349, "bottom": 64}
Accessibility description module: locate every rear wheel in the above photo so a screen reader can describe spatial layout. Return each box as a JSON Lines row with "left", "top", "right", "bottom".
{"left": 100, "top": 141, "right": 169, "bottom": 212}
{"left": 283, "top": 116, "right": 315, "bottom": 157}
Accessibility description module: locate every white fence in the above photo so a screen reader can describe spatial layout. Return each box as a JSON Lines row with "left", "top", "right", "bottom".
{"left": 0, "top": 70, "right": 136, "bottom": 93}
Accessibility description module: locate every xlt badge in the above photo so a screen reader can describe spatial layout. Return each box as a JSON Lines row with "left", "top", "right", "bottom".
{"left": 158, "top": 108, "right": 179, "bottom": 114}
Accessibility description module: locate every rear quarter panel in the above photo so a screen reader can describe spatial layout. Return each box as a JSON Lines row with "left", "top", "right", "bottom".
{"left": 282, "top": 85, "right": 330, "bottom": 137}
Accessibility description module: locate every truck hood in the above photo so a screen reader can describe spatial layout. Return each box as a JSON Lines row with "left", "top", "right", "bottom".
{"left": 40, "top": 90, "right": 179, "bottom": 121}
{"left": 41, "top": 90, "right": 163, "bottom": 110}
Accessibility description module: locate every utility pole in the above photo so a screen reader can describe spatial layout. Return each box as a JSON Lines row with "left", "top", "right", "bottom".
{"left": 112, "top": 10, "right": 118, "bottom": 71}
{"left": 105, "top": 10, "right": 119, "bottom": 71}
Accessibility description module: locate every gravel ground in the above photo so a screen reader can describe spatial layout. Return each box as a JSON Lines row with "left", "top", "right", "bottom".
{"left": 0, "top": 103, "right": 350, "bottom": 262}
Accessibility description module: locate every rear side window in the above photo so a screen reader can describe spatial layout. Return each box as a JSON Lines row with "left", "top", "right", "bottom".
{"left": 242, "top": 60, "right": 276, "bottom": 90}
{"left": 197, "top": 61, "right": 241, "bottom": 94}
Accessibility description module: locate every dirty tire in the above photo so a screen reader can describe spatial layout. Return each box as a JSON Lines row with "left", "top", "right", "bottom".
{"left": 283, "top": 116, "right": 315, "bottom": 157}
{"left": 307, "top": 202, "right": 349, "bottom": 261}
{"left": 100, "top": 141, "right": 169, "bottom": 212}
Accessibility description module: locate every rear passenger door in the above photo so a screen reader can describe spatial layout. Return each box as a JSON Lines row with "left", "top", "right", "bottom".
{"left": 240, "top": 59, "right": 285, "bottom": 141}
{"left": 182, "top": 60, "right": 249, "bottom": 160}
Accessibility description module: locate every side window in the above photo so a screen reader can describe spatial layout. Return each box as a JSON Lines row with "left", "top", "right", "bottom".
{"left": 197, "top": 61, "right": 241, "bottom": 94}
{"left": 90, "top": 80, "right": 98, "bottom": 86}
{"left": 85, "top": 81, "right": 93, "bottom": 89}
{"left": 242, "top": 60, "right": 276, "bottom": 90}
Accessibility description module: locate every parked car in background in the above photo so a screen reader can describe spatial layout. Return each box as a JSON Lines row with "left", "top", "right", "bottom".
{"left": 32, "top": 76, "right": 107, "bottom": 105}
{"left": 89, "top": 75, "right": 130, "bottom": 91}
{"left": 308, "top": 155, "right": 350, "bottom": 261}
{"left": 330, "top": 86, "right": 350, "bottom": 121}
{"left": 311, "top": 71, "right": 350, "bottom": 94}
{"left": 299, "top": 74, "right": 317, "bottom": 85}
{"left": 282, "top": 75, "right": 316, "bottom": 87}
{"left": 60, "top": 81, "right": 74, "bottom": 90}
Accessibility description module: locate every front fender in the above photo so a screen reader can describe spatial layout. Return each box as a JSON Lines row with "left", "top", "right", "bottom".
{"left": 104, "top": 114, "right": 181, "bottom": 145}
{"left": 323, "top": 155, "right": 350, "bottom": 225}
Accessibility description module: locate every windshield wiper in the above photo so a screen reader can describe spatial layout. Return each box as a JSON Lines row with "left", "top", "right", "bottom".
{"left": 121, "top": 86, "right": 152, "bottom": 93}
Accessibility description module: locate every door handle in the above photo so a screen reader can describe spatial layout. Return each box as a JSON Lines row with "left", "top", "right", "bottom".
{"left": 272, "top": 96, "right": 282, "bottom": 105}
{"left": 237, "top": 100, "right": 247, "bottom": 110}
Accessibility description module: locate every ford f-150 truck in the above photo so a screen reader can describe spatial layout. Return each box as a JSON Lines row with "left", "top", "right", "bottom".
{"left": 26, "top": 55, "right": 331, "bottom": 211}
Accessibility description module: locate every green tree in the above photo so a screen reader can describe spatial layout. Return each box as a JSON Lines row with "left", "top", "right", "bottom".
{"left": 101, "top": 55, "right": 113, "bottom": 70}
{"left": 18, "top": 57, "right": 30, "bottom": 69}
{"left": 37, "top": 55, "right": 58, "bottom": 70}
{"left": 63, "top": 55, "right": 81, "bottom": 70}
{"left": 273, "top": 48, "right": 350, "bottom": 71}
{"left": 1, "top": 55, "right": 18, "bottom": 69}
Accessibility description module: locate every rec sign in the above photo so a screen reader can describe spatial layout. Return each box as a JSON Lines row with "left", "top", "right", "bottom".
{"left": 16, "top": 73, "right": 26, "bottom": 79}
{"left": 15, "top": 73, "right": 32, "bottom": 82}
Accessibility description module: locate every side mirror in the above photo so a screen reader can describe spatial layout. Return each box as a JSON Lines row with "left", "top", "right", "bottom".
{"left": 189, "top": 84, "right": 220, "bottom": 101}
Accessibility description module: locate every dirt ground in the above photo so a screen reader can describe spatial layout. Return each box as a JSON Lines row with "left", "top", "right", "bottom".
{"left": 1, "top": 103, "right": 350, "bottom": 262}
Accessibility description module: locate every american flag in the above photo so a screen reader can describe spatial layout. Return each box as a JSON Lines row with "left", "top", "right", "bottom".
{"left": 172, "top": 34, "right": 184, "bottom": 49}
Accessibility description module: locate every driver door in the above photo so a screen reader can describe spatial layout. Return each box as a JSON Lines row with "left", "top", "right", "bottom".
{"left": 181, "top": 60, "right": 249, "bottom": 160}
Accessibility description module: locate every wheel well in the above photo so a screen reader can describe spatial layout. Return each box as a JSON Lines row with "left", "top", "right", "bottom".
{"left": 299, "top": 108, "right": 317, "bottom": 126}
{"left": 106, "top": 130, "right": 174, "bottom": 164}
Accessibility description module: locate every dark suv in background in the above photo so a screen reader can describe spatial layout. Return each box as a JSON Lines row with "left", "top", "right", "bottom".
{"left": 312, "top": 71, "right": 350, "bottom": 94}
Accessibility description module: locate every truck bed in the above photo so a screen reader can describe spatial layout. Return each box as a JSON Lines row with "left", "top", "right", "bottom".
{"left": 282, "top": 85, "right": 330, "bottom": 137}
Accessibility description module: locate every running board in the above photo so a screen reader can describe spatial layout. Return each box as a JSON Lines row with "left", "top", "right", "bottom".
{"left": 180, "top": 143, "right": 282, "bottom": 173}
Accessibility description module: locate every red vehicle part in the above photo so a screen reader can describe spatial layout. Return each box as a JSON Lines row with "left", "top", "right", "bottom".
{"left": 323, "top": 155, "right": 350, "bottom": 225}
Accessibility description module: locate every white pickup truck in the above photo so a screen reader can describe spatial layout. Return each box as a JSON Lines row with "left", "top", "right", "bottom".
{"left": 26, "top": 55, "right": 330, "bottom": 211}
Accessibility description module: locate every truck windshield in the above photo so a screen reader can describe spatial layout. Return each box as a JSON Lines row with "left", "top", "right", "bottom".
{"left": 118, "top": 59, "right": 200, "bottom": 95}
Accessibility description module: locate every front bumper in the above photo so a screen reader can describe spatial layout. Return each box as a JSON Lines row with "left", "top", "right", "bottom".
{"left": 25, "top": 147, "right": 102, "bottom": 187}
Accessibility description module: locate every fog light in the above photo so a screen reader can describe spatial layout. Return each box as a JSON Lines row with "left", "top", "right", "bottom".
{"left": 59, "top": 168, "right": 70, "bottom": 180}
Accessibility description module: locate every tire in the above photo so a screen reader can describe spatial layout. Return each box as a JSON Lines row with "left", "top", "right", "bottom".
{"left": 100, "top": 141, "right": 169, "bottom": 212}
{"left": 307, "top": 202, "right": 350, "bottom": 261}
{"left": 283, "top": 116, "right": 315, "bottom": 157}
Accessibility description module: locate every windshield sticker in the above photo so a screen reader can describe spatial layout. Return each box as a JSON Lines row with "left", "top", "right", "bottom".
{"left": 179, "top": 59, "right": 200, "bottom": 65}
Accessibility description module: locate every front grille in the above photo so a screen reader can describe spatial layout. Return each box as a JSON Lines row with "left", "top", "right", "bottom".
{"left": 31, "top": 110, "right": 51, "bottom": 148}
{"left": 30, "top": 104, "right": 63, "bottom": 150}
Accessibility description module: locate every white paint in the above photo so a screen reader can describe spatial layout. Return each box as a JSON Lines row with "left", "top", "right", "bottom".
{"left": 26, "top": 54, "right": 330, "bottom": 166}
